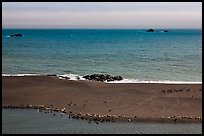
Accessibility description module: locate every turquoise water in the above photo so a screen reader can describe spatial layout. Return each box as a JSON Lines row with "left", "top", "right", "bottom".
{"left": 2, "top": 109, "right": 202, "bottom": 134}
{"left": 2, "top": 29, "right": 202, "bottom": 82}
{"left": 2, "top": 29, "right": 202, "bottom": 134}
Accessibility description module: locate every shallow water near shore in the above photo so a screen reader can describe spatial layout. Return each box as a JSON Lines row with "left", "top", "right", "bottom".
{"left": 2, "top": 109, "right": 202, "bottom": 134}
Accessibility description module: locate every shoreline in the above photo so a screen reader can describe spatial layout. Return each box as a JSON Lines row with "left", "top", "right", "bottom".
{"left": 2, "top": 74, "right": 202, "bottom": 84}
{"left": 2, "top": 76, "right": 202, "bottom": 123}
{"left": 2, "top": 106, "right": 202, "bottom": 124}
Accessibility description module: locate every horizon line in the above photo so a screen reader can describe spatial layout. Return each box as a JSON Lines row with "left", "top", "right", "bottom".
{"left": 2, "top": 27, "right": 202, "bottom": 30}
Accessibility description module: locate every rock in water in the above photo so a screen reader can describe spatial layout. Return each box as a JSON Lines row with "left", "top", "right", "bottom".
{"left": 113, "top": 76, "right": 123, "bottom": 81}
{"left": 83, "top": 74, "right": 123, "bottom": 82}
{"left": 146, "top": 29, "right": 155, "bottom": 32}
{"left": 47, "top": 74, "right": 57, "bottom": 77}
{"left": 10, "top": 33, "right": 23, "bottom": 37}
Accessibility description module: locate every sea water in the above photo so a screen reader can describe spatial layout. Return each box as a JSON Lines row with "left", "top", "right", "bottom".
{"left": 2, "top": 29, "right": 202, "bottom": 134}
{"left": 2, "top": 109, "right": 202, "bottom": 134}
{"left": 2, "top": 29, "right": 202, "bottom": 82}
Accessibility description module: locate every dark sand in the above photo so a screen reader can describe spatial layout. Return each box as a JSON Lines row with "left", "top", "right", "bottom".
{"left": 2, "top": 76, "right": 202, "bottom": 123}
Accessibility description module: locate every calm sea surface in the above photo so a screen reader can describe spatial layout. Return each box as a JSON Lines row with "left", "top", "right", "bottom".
{"left": 2, "top": 109, "right": 202, "bottom": 134}
{"left": 2, "top": 29, "right": 202, "bottom": 134}
{"left": 2, "top": 29, "right": 202, "bottom": 82}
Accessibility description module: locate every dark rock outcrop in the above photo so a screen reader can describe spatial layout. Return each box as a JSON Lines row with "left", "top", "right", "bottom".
{"left": 146, "top": 29, "right": 155, "bottom": 32}
{"left": 83, "top": 74, "right": 123, "bottom": 82}
{"left": 47, "top": 74, "right": 57, "bottom": 77}
{"left": 10, "top": 33, "right": 23, "bottom": 37}
{"left": 163, "top": 30, "right": 168, "bottom": 32}
{"left": 113, "top": 76, "right": 123, "bottom": 81}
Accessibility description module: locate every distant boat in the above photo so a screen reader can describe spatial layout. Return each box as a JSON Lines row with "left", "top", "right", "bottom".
{"left": 10, "top": 33, "right": 23, "bottom": 37}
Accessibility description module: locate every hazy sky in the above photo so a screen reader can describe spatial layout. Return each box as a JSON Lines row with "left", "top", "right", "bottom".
{"left": 2, "top": 2, "right": 202, "bottom": 29}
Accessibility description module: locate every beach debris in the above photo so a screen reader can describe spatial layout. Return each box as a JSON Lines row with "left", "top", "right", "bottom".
{"left": 161, "top": 88, "right": 188, "bottom": 93}
{"left": 161, "top": 90, "right": 166, "bottom": 93}
{"left": 189, "top": 116, "right": 193, "bottom": 119}
{"left": 195, "top": 117, "right": 202, "bottom": 120}
{"left": 107, "top": 115, "right": 111, "bottom": 117}
{"left": 3, "top": 102, "right": 201, "bottom": 123}
{"left": 199, "top": 88, "right": 202, "bottom": 91}
{"left": 67, "top": 101, "right": 72, "bottom": 106}
{"left": 179, "top": 89, "right": 183, "bottom": 92}
{"left": 61, "top": 108, "right": 66, "bottom": 113}
{"left": 186, "top": 89, "right": 190, "bottom": 92}
{"left": 167, "top": 89, "right": 172, "bottom": 93}
{"left": 53, "top": 108, "right": 60, "bottom": 112}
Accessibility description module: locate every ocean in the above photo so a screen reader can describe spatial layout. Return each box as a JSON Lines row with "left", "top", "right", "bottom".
{"left": 2, "top": 29, "right": 202, "bottom": 83}
{"left": 2, "top": 109, "right": 202, "bottom": 134}
{"left": 2, "top": 29, "right": 202, "bottom": 134}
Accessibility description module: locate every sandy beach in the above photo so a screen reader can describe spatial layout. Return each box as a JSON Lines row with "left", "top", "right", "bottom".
{"left": 2, "top": 76, "right": 202, "bottom": 123}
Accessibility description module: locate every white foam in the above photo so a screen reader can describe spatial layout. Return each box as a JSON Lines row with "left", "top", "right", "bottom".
{"left": 106, "top": 78, "right": 202, "bottom": 84}
{"left": 2, "top": 74, "right": 202, "bottom": 84}
{"left": 57, "top": 74, "right": 85, "bottom": 81}
{"left": 2, "top": 74, "right": 39, "bottom": 76}
{"left": 57, "top": 74, "right": 202, "bottom": 84}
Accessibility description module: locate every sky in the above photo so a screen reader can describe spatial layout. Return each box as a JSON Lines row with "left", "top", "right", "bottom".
{"left": 2, "top": 2, "right": 202, "bottom": 29}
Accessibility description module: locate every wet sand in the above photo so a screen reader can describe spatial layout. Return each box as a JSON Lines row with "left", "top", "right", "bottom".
{"left": 2, "top": 76, "right": 202, "bottom": 123}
